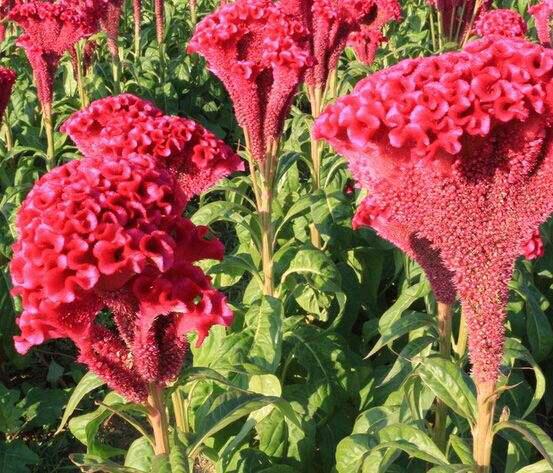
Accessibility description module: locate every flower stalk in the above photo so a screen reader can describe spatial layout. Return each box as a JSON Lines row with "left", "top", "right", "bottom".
{"left": 434, "top": 302, "right": 453, "bottom": 451}
{"left": 74, "top": 41, "right": 89, "bottom": 108}
{"left": 2, "top": 111, "right": 12, "bottom": 151}
{"left": 133, "top": 0, "right": 141, "bottom": 58}
{"left": 147, "top": 384, "right": 170, "bottom": 455}
{"left": 307, "top": 84, "right": 324, "bottom": 248}
{"left": 472, "top": 381, "right": 497, "bottom": 472}
{"left": 42, "top": 102, "right": 54, "bottom": 170}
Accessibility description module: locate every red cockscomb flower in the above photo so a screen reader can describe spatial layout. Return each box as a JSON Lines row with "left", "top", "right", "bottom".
{"left": 8, "top": 0, "right": 96, "bottom": 108}
{"left": 188, "top": 0, "right": 311, "bottom": 162}
{"left": 315, "top": 37, "right": 553, "bottom": 384}
{"left": 530, "top": 0, "right": 553, "bottom": 47}
{"left": 475, "top": 9, "right": 527, "bottom": 39}
{"left": 284, "top": 0, "right": 400, "bottom": 88}
{"left": 10, "top": 152, "right": 233, "bottom": 402}
{"left": 0, "top": 67, "right": 16, "bottom": 124}
{"left": 522, "top": 230, "right": 545, "bottom": 260}
{"left": 348, "top": 27, "right": 386, "bottom": 65}
{"left": 61, "top": 94, "right": 244, "bottom": 202}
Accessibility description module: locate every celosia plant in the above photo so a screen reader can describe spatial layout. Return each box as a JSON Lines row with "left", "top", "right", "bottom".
{"left": 10, "top": 94, "right": 242, "bottom": 453}
{"left": 530, "top": 0, "right": 553, "bottom": 47}
{"left": 0, "top": 66, "right": 16, "bottom": 125}
{"left": 8, "top": 0, "right": 97, "bottom": 164}
{"left": 474, "top": 8, "right": 527, "bottom": 39}
{"left": 523, "top": 230, "right": 545, "bottom": 260}
{"left": 315, "top": 37, "right": 553, "bottom": 470}
{"left": 189, "top": 0, "right": 311, "bottom": 296}
{"left": 188, "top": 0, "right": 311, "bottom": 163}
{"left": 61, "top": 94, "right": 244, "bottom": 202}
{"left": 348, "top": 27, "right": 386, "bottom": 65}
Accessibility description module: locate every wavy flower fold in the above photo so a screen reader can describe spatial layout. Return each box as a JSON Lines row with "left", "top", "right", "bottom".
{"left": 10, "top": 95, "right": 242, "bottom": 401}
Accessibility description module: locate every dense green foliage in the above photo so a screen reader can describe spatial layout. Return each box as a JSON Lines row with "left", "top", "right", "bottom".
{"left": 1, "top": 0, "right": 553, "bottom": 472}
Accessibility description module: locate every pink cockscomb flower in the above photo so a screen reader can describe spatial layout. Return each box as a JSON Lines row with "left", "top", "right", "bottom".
{"left": 188, "top": 0, "right": 311, "bottom": 162}
{"left": 530, "top": 0, "right": 553, "bottom": 47}
{"left": 0, "top": 67, "right": 16, "bottom": 124}
{"left": 10, "top": 153, "right": 233, "bottom": 401}
{"left": 315, "top": 37, "right": 553, "bottom": 384}
{"left": 61, "top": 94, "right": 244, "bottom": 202}
{"left": 522, "top": 230, "right": 545, "bottom": 260}
{"left": 8, "top": 0, "right": 96, "bottom": 108}
{"left": 348, "top": 26, "right": 386, "bottom": 65}
{"left": 475, "top": 9, "right": 527, "bottom": 39}
{"left": 284, "top": 0, "right": 400, "bottom": 89}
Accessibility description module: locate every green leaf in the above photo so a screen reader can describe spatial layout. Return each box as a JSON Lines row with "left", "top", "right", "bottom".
{"left": 378, "top": 281, "right": 431, "bottom": 331}
{"left": 170, "top": 431, "right": 190, "bottom": 473}
{"left": 367, "top": 312, "right": 436, "bottom": 358}
{"left": 0, "top": 384, "right": 23, "bottom": 434}
{"left": 517, "top": 460, "right": 553, "bottom": 472}
{"left": 449, "top": 435, "right": 475, "bottom": 465}
{"left": 417, "top": 357, "right": 477, "bottom": 422}
{"left": 56, "top": 372, "right": 105, "bottom": 434}
{"left": 150, "top": 455, "right": 171, "bottom": 473}
{"left": 0, "top": 440, "right": 39, "bottom": 473}
{"left": 191, "top": 392, "right": 300, "bottom": 457}
{"left": 70, "top": 454, "right": 142, "bottom": 472}
{"left": 352, "top": 407, "right": 399, "bottom": 435}
{"left": 245, "top": 297, "right": 283, "bottom": 373}
{"left": 495, "top": 420, "right": 553, "bottom": 467}
{"left": 335, "top": 434, "right": 376, "bottom": 473}
{"left": 124, "top": 437, "right": 154, "bottom": 472}
{"left": 427, "top": 466, "right": 475, "bottom": 473}
{"left": 503, "top": 338, "right": 546, "bottom": 418}
{"left": 374, "top": 423, "right": 448, "bottom": 465}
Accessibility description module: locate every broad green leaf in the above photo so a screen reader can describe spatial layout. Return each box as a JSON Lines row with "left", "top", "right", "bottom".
{"left": 170, "top": 431, "right": 190, "bottom": 473}
{"left": 0, "top": 384, "right": 23, "bottom": 434}
{"left": 352, "top": 406, "right": 399, "bottom": 435}
{"left": 335, "top": 434, "right": 376, "bottom": 473}
{"left": 503, "top": 338, "right": 546, "bottom": 418}
{"left": 191, "top": 392, "right": 300, "bottom": 457}
{"left": 378, "top": 281, "right": 431, "bottom": 331}
{"left": 449, "top": 435, "right": 474, "bottom": 465}
{"left": 56, "top": 372, "right": 105, "bottom": 434}
{"left": 517, "top": 460, "right": 553, "bottom": 472}
{"left": 124, "top": 437, "right": 154, "bottom": 472}
{"left": 0, "top": 440, "right": 39, "bottom": 473}
{"left": 495, "top": 420, "right": 553, "bottom": 467}
{"left": 367, "top": 312, "right": 436, "bottom": 358}
{"left": 374, "top": 423, "right": 448, "bottom": 465}
{"left": 427, "top": 466, "right": 475, "bottom": 473}
{"left": 245, "top": 297, "right": 283, "bottom": 373}
{"left": 150, "top": 454, "right": 171, "bottom": 473}
{"left": 417, "top": 357, "right": 477, "bottom": 422}
{"left": 70, "top": 454, "right": 142, "bottom": 472}
{"left": 525, "top": 290, "right": 553, "bottom": 361}
{"left": 379, "top": 335, "right": 434, "bottom": 387}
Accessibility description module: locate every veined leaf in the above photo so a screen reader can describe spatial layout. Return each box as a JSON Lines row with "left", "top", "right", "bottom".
{"left": 495, "top": 420, "right": 553, "bottom": 468}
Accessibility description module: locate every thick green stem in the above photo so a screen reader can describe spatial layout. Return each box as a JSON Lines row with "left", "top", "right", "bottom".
{"left": 247, "top": 133, "right": 276, "bottom": 296}
{"left": 171, "top": 389, "right": 186, "bottom": 432}
{"left": 75, "top": 42, "right": 89, "bottom": 108}
{"left": 472, "top": 381, "right": 497, "bottom": 473}
{"left": 189, "top": 0, "right": 197, "bottom": 25}
{"left": 2, "top": 110, "right": 13, "bottom": 151}
{"left": 111, "top": 48, "right": 122, "bottom": 95}
{"left": 307, "top": 84, "right": 324, "bottom": 249}
{"left": 454, "top": 312, "right": 468, "bottom": 358}
{"left": 147, "top": 384, "right": 170, "bottom": 455}
{"left": 133, "top": 0, "right": 141, "bottom": 58}
{"left": 434, "top": 302, "right": 453, "bottom": 451}
{"left": 43, "top": 103, "right": 55, "bottom": 170}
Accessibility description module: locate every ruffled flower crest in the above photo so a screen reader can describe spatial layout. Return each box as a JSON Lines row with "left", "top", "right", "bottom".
{"left": 474, "top": 9, "right": 527, "bottom": 39}
{"left": 188, "top": 0, "right": 312, "bottom": 162}
{"left": 315, "top": 37, "right": 553, "bottom": 384}
{"left": 10, "top": 95, "right": 242, "bottom": 402}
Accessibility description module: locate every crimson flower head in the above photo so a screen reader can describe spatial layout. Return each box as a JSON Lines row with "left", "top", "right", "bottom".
{"left": 8, "top": 0, "right": 96, "bottom": 108}
{"left": 188, "top": 0, "right": 311, "bottom": 162}
{"left": 315, "top": 37, "right": 553, "bottom": 384}
{"left": 348, "top": 27, "right": 386, "bottom": 65}
{"left": 61, "top": 94, "right": 244, "bottom": 203}
{"left": 285, "top": 0, "right": 401, "bottom": 88}
{"left": 475, "top": 9, "right": 527, "bottom": 39}
{"left": 530, "top": 0, "right": 553, "bottom": 47}
{"left": 10, "top": 95, "right": 242, "bottom": 402}
{"left": 0, "top": 67, "right": 16, "bottom": 124}
{"left": 522, "top": 230, "right": 545, "bottom": 260}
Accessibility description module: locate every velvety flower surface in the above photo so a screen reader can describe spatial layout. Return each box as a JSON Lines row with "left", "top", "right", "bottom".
{"left": 61, "top": 94, "right": 244, "bottom": 202}
{"left": 0, "top": 67, "right": 16, "bottom": 123}
{"left": 522, "top": 230, "right": 545, "bottom": 260}
{"left": 11, "top": 153, "right": 233, "bottom": 401}
{"left": 188, "top": 0, "right": 311, "bottom": 161}
{"left": 315, "top": 37, "right": 553, "bottom": 383}
{"left": 8, "top": 0, "right": 96, "bottom": 106}
{"left": 475, "top": 9, "right": 527, "bottom": 39}
{"left": 530, "top": 0, "right": 553, "bottom": 47}
{"left": 348, "top": 27, "right": 386, "bottom": 65}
